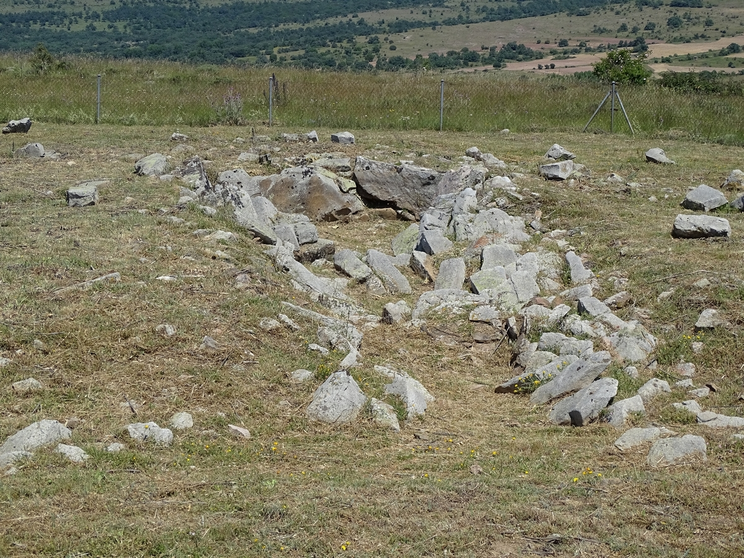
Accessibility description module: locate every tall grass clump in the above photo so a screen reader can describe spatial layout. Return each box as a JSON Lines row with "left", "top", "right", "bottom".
{"left": 2, "top": 52, "right": 744, "bottom": 144}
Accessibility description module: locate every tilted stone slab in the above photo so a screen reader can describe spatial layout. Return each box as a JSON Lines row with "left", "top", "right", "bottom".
{"left": 377, "top": 365, "right": 434, "bottom": 419}
{"left": 334, "top": 249, "right": 373, "bottom": 281}
{"left": 549, "top": 378, "right": 618, "bottom": 426}
{"left": 614, "top": 427, "right": 665, "bottom": 451}
{"left": 697, "top": 411, "right": 744, "bottom": 429}
{"left": 15, "top": 142, "right": 45, "bottom": 158}
{"left": 412, "top": 289, "right": 490, "bottom": 320}
{"left": 481, "top": 244, "right": 518, "bottom": 270}
{"left": 435, "top": 258, "right": 466, "bottom": 291}
{"left": 605, "top": 395, "right": 645, "bottom": 428}
{"left": 682, "top": 184, "right": 728, "bottom": 212}
{"left": 645, "top": 148, "right": 675, "bottom": 164}
{"left": 469, "top": 267, "right": 519, "bottom": 311}
{"left": 261, "top": 167, "right": 364, "bottom": 222}
{"left": 537, "top": 332, "right": 593, "bottom": 356}
{"left": 2, "top": 117, "right": 32, "bottom": 134}
{"left": 306, "top": 371, "right": 367, "bottom": 423}
{"left": 331, "top": 131, "right": 355, "bottom": 144}
{"left": 672, "top": 214, "right": 730, "bottom": 239}
{"left": 274, "top": 243, "right": 350, "bottom": 302}
{"left": 530, "top": 351, "right": 611, "bottom": 405}
{"left": 565, "top": 251, "right": 594, "bottom": 284}
{"left": 416, "top": 229, "right": 453, "bottom": 256}
{"left": 608, "top": 324, "right": 656, "bottom": 362}
{"left": 539, "top": 160, "right": 574, "bottom": 180}
{"left": 510, "top": 270, "right": 540, "bottom": 303}
{"left": 127, "top": 422, "right": 174, "bottom": 446}
{"left": 135, "top": 153, "right": 168, "bottom": 176}
{"left": 495, "top": 354, "right": 578, "bottom": 394}
{"left": 354, "top": 156, "right": 447, "bottom": 216}
{"left": 410, "top": 250, "right": 436, "bottom": 282}
{"left": 637, "top": 378, "right": 671, "bottom": 403}
{"left": 647, "top": 435, "right": 706, "bottom": 466}
{"left": 545, "top": 143, "right": 576, "bottom": 161}
{"left": 367, "top": 249, "right": 411, "bottom": 294}
{"left": 0, "top": 419, "right": 71, "bottom": 456}
{"left": 391, "top": 223, "right": 420, "bottom": 256}
{"left": 66, "top": 182, "right": 101, "bottom": 207}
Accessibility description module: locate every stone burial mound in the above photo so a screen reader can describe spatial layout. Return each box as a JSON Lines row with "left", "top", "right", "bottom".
{"left": 6, "top": 139, "right": 742, "bottom": 473}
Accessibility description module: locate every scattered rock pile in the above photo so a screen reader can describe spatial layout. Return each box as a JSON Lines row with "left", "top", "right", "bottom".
{"left": 6, "top": 139, "right": 744, "bottom": 474}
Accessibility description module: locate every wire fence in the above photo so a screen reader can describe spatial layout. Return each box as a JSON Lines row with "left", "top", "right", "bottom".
{"left": 2, "top": 59, "right": 744, "bottom": 144}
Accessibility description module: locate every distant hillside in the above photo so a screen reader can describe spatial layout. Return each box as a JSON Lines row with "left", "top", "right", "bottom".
{"left": 0, "top": 0, "right": 742, "bottom": 70}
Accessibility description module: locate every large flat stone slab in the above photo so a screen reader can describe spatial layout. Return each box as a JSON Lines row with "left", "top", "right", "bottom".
{"left": 672, "top": 214, "right": 730, "bottom": 239}
{"left": 367, "top": 249, "right": 411, "bottom": 294}
{"left": 530, "top": 351, "right": 611, "bottom": 405}
{"left": 549, "top": 378, "right": 618, "bottom": 426}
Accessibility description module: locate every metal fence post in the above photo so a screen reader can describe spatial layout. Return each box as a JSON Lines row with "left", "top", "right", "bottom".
{"left": 268, "top": 75, "right": 274, "bottom": 127}
{"left": 610, "top": 81, "right": 616, "bottom": 133}
{"left": 96, "top": 74, "right": 101, "bottom": 124}
{"left": 439, "top": 79, "right": 444, "bottom": 132}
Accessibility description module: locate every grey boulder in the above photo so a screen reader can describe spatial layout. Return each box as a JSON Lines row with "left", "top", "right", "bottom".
{"left": 367, "top": 249, "right": 411, "bottom": 294}
{"left": 681, "top": 184, "right": 728, "bottom": 212}
{"left": 530, "top": 351, "right": 611, "bottom": 405}
{"left": 331, "top": 131, "right": 355, "bottom": 144}
{"left": 306, "top": 371, "right": 367, "bottom": 423}
{"left": 647, "top": 435, "right": 706, "bottom": 466}
{"left": 67, "top": 181, "right": 103, "bottom": 207}
{"left": 539, "top": 160, "right": 574, "bottom": 180}
{"left": 548, "top": 378, "right": 618, "bottom": 426}
{"left": 544, "top": 143, "right": 576, "bottom": 161}
{"left": 2, "top": 117, "right": 32, "bottom": 134}
{"left": 14, "top": 142, "right": 44, "bottom": 158}
{"left": 0, "top": 420, "right": 72, "bottom": 458}
{"left": 605, "top": 395, "right": 645, "bottom": 428}
{"left": 645, "top": 148, "right": 675, "bottom": 164}
{"left": 434, "top": 258, "right": 466, "bottom": 290}
{"left": 672, "top": 215, "right": 731, "bottom": 238}
{"left": 135, "top": 153, "right": 169, "bottom": 176}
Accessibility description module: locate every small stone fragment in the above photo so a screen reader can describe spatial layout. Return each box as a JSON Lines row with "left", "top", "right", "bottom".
{"left": 228, "top": 424, "right": 251, "bottom": 439}
{"left": 55, "top": 444, "right": 90, "bottom": 463}
{"left": 170, "top": 412, "right": 194, "bottom": 430}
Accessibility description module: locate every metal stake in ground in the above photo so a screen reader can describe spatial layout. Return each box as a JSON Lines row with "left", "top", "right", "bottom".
{"left": 268, "top": 75, "right": 274, "bottom": 127}
{"left": 583, "top": 81, "right": 634, "bottom": 134}
{"left": 439, "top": 79, "right": 444, "bottom": 132}
{"left": 96, "top": 74, "right": 101, "bottom": 124}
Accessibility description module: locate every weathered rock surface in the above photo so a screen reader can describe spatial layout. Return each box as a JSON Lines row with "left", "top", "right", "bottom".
{"left": 637, "top": 378, "right": 671, "bottom": 403}
{"left": 14, "top": 142, "right": 45, "bottom": 158}
{"left": 697, "top": 411, "right": 744, "bottom": 429}
{"left": 544, "top": 144, "right": 576, "bottom": 161}
{"left": 331, "top": 131, "right": 355, "bottom": 144}
{"left": 531, "top": 351, "right": 611, "bottom": 404}
{"left": 260, "top": 167, "right": 364, "bottom": 222}
{"left": 306, "top": 371, "right": 367, "bottom": 423}
{"left": 56, "top": 443, "right": 90, "bottom": 463}
{"left": 354, "top": 157, "right": 450, "bottom": 216}
{"left": 170, "top": 412, "right": 194, "bottom": 430}
{"left": 377, "top": 365, "right": 434, "bottom": 419}
{"left": 135, "top": 153, "right": 168, "bottom": 176}
{"left": 647, "top": 435, "right": 706, "bottom": 466}
{"left": 66, "top": 182, "right": 102, "bottom": 207}
{"left": 605, "top": 395, "right": 645, "bottom": 428}
{"left": 615, "top": 427, "right": 666, "bottom": 451}
{"left": 682, "top": 184, "right": 728, "bottom": 212}
{"left": 539, "top": 160, "right": 574, "bottom": 180}
{"left": 391, "top": 223, "right": 420, "bottom": 256}
{"left": 127, "top": 422, "right": 174, "bottom": 445}
{"left": 0, "top": 420, "right": 72, "bottom": 466}
{"left": 549, "top": 378, "right": 618, "bottom": 426}
{"left": 695, "top": 308, "right": 726, "bottom": 329}
{"left": 3, "top": 117, "right": 32, "bottom": 134}
{"left": 334, "top": 249, "right": 373, "bottom": 281}
{"left": 11, "top": 378, "right": 43, "bottom": 394}
{"left": 565, "top": 251, "right": 594, "bottom": 284}
{"left": 367, "top": 249, "right": 411, "bottom": 294}
{"left": 435, "top": 258, "right": 466, "bottom": 290}
{"left": 416, "top": 229, "right": 453, "bottom": 255}
{"left": 370, "top": 398, "right": 400, "bottom": 431}
{"left": 645, "top": 148, "right": 675, "bottom": 165}
{"left": 672, "top": 214, "right": 730, "bottom": 239}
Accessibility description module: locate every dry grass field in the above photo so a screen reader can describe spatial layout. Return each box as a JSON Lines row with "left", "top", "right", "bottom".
{"left": 1, "top": 122, "right": 744, "bottom": 557}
